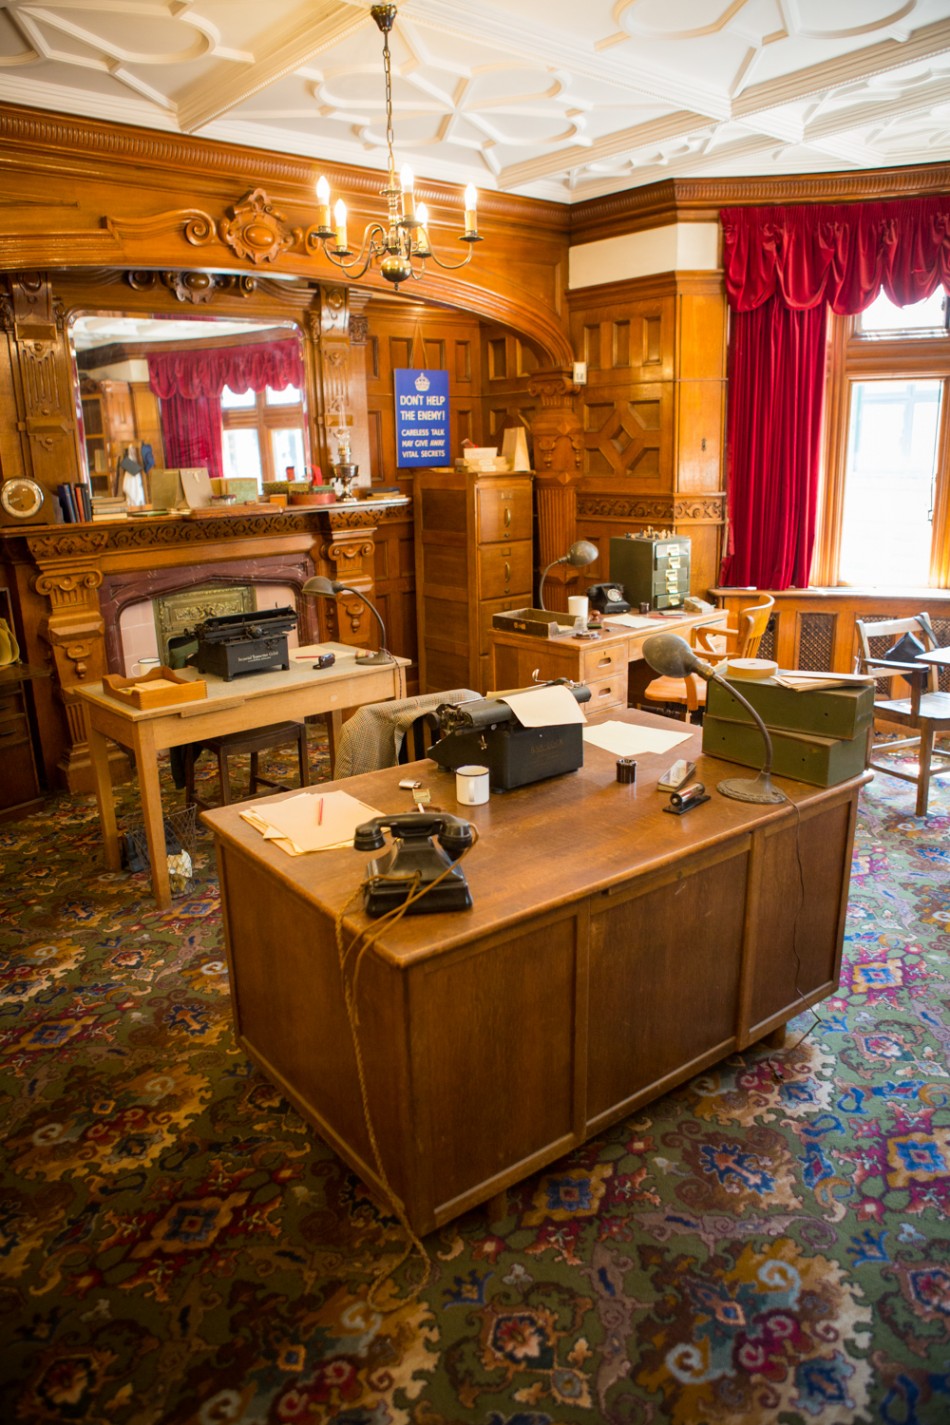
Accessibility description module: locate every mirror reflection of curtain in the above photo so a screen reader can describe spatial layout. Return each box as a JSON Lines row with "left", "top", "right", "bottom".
{"left": 147, "top": 339, "right": 304, "bottom": 483}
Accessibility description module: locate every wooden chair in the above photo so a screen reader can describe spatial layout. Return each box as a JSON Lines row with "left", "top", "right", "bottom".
{"left": 641, "top": 595, "right": 775, "bottom": 721}
{"left": 854, "top": 613, "right": 950, "bottom": 816}
{"left": 183, "top": 721, "right": 311, "bottom": 811}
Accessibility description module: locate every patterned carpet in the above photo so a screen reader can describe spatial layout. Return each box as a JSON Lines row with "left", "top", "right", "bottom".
{"left": 1, "top": 732, "right": 948, "bottom": 1425}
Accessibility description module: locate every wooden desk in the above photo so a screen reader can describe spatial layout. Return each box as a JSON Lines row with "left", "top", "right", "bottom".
{"left": 77, "top": 650, "right": 407, "bottom": 909}
{"left": 489, "top": 608, "right": 727, "bottom": 715}
{"left": 203, "top": 709, "right": 867, "bottom": 1235}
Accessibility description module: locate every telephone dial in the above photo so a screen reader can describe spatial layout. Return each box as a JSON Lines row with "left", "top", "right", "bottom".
{"left": 353, "top": 812, "right": 474, "bottom": 916}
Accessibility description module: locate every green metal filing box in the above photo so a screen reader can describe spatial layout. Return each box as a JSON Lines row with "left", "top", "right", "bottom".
{"left": 702, "top": 675, "right": 873, "bottom": 788}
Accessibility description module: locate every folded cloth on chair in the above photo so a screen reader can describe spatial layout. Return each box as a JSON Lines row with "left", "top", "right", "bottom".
{"left": 334, "top": 689, "right": 478, "bottom": 778}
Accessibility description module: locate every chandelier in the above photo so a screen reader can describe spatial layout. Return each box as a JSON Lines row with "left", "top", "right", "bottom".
{"left": 307, "top": 3, "right": 482, "bottom": 289}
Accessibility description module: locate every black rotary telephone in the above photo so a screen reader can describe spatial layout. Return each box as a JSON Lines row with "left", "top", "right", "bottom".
{"left": 353, "top": 812, "right": 474, "bottom": 916}
{"left": 587, "top": 582, "right": 631, "bottom": 615}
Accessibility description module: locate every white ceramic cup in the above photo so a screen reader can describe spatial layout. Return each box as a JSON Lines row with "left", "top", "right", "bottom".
{"left": 131, "top": 657, "right": 161, "bottom": 676}
{"left": 456, "top": 764, "right": 490, "bottom": 806}
{"left": 568, "top": 595, "right": 589, "bottom": 625}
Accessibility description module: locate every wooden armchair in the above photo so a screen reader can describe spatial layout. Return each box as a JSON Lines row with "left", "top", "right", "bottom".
{"left": 641, "top": 595, "right": 775, "bottom": 721}
{"left": 854, "top": 612, "right": 950, "bottom": 816}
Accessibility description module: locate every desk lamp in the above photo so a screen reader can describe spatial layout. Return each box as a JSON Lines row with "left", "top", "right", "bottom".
{"left": 302, "top": 576, "right": 393, "bottom": 665}
{"left": 642, "top": 633, "right": 785, "bottom": 804}
{"left": 538, "top": 539, "right": 599, "bottom": 611}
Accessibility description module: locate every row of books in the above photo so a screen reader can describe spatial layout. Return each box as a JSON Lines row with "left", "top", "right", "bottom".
{"left": 56, "top": 482, "right": 93, "bottom": 523}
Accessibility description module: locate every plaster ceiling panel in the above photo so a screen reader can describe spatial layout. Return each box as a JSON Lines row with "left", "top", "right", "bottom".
{"left": 2, "top": 0, "right": 950, "bottom": 201}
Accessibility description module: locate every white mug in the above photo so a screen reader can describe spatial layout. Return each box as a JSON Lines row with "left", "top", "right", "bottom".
{"left": 456, "top": 764, "right": 490, "bottom": 806}
{"left": 131, "top": 657, "right": 161, "bottom": 676}
{"left": 568, "top": 595, "right": 589, "bottom": 626}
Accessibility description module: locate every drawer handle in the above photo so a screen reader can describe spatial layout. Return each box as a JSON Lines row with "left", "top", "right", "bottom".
{"left": 597, "top": 655, "right": 612, "bottom": 667}
{"left": 504, "top": 507, "right": 511, "bottom": 527}
{"left": 504, "top": 561, "right": 510, "bottom": 582}
{"left": 597, "top": 686, "right": 613, "bottom": 698}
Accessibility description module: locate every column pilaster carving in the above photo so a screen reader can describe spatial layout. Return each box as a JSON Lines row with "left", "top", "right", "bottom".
{"left": 2, "top": 273, "right": 82, "bottom": 488}
{"left": 528, "top": 369, "right": 584, "bottom": 610}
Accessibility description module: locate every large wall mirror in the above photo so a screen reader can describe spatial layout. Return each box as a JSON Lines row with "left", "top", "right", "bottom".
{"left": 68, "top": 311, "right": 311, "bottom": 501}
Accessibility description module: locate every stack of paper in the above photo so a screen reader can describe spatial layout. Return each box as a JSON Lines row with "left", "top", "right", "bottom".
{"left": 240, "top": 789, "right": 381, "bottom": 856}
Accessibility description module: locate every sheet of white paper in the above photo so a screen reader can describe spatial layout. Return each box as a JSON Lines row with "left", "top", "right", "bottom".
{"left": 255, "top": 789, "right": 381, "bottom": 853}
{"left": 601, "top": 614, "right": 658, "bottom": 630}
{"left": 582, "top": 721, "right": 692, "bottom": 756}
{"left": 501, "top": 683, "right": 585, "bottom": 727}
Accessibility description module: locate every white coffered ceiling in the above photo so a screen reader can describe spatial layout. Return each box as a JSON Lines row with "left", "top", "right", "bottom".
{"left": 2, "top": 0, "right": 950, "bottom": 203}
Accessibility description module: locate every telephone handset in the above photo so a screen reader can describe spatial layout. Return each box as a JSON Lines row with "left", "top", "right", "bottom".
{"left": 353, "top": 812, "right": 474, "bottom": 916}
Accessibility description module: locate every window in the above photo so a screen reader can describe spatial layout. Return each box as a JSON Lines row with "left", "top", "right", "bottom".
{"left": 220, "top": 384, "right": 308, "bottom": 487}
{"left": 816, "top": 293, "right": 950, "bottom": 589}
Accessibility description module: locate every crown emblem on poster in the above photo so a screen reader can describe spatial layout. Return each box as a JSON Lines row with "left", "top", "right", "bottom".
{"left": 414, "top": 373, "right": 430, "bottom": 392}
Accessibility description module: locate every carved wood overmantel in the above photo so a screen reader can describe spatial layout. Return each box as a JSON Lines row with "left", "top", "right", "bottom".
{"left": 0, "top": 502, "right": 406, "bottom": 794}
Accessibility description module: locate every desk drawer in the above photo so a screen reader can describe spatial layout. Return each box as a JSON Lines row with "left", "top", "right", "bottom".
{"left": 476, "top": 485, "right": 532, "bottom": 543}
{"left": 585, "top": 675, "right": 626, "bottom": 714}
{"left": 478, "top": 542, "right": 533, "bottom": 600}
{"left": 578, "top": 642, "right": 627, "bottom": 683}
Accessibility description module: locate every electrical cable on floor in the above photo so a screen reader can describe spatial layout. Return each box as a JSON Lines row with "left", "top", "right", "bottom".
{"left": 333, "top": 828, "right": 480, "bottom": 1309}
{"left": 764, "top": 794, "right": 824, "bottom": 1080}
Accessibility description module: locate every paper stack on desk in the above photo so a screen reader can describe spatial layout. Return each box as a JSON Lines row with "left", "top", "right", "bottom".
{"left": 240, "top": 789, "right": 380, "bottom": 855}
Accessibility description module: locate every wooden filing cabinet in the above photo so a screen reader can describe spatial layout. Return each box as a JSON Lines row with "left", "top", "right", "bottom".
{"left": 413, "top": 467, "right": 534, "bottom": 693}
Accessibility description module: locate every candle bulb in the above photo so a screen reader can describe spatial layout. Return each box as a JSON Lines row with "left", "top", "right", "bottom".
{"left": 400, "top": 163, "right": 415, "bottom": 221}
{"left": 333, "top": 198, "right": 348, "bottom": 252}
{"left": 415, "top": 202, "right": 431, "bottom": 255}
{"left": 464, "top": 183, "right": 478, "bottom": 237}
{"left": 315, "top": 175, "right": 332, "bottom": 233}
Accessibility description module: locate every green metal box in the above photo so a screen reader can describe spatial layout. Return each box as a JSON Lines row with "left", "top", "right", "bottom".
{"left": 702, "top": 714, "right": 869, "bottom": 788}
{"left": 705, "top": 675, "right": 874, "bottom": 740}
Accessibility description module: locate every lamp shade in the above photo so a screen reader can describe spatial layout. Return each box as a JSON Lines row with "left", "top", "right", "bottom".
{"left": 564, "top": 539, "right": 599, "bottom": 568}
{"left": 642, "top": 633, "right": 711, "bottom": 680}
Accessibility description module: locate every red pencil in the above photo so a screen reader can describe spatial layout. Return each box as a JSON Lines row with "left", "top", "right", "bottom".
{"left": 317, "top": 797, "right": 324, "bottom": 826}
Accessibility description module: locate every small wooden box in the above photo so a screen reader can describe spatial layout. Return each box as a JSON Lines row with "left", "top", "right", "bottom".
{"left": 101, "top": 666, "right": 207, "bottom": 709}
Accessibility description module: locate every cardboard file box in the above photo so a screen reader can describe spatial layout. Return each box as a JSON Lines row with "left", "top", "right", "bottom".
{"left": 702, "top": 714, "right": 869, "bottom": 787}
{"left": 706, "top": 675, "right": 874, "bottom": 740}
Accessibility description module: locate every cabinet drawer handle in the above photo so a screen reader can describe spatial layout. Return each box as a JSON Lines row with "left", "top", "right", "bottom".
{"left": 596, "top": 685, "right": 614, "bottom": 698}
{"left": 504, "top": 561, "right": 510, "bottom": 582}
{"left": 597, "top": 655, "right": 613, "bottom": 668}
{"left": 504, "top": 507, "right": 511, "bottom": 527}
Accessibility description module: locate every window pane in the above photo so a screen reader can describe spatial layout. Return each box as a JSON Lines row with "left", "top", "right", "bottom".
{"left": 839, "top": 380, "right": 940, "bottom": 586}
{"left": 857, "top": 289, "right": 947, "bottom": 336}
{"left": 271, "top": 427, "right": 305, "bottom": 479}
{"left": 266, "top": 384, "right": 300, "bottom": 407}
{"left": 223, "top": 429, "right": 262, "bottom": 485}
{"left": 221, "top": 385, "right": 256, "bottom": 409}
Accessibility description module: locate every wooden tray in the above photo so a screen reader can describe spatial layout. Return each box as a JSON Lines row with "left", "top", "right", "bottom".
{"left": 101, "top": 666, "right": 207, "bottom": 709}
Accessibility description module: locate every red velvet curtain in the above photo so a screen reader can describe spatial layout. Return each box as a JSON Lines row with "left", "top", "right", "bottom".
{"left": 719, "top": 197, "right": 950, "bottom": 589}
{"left": 147, "top": 339, "right": 304, "bottom": 483}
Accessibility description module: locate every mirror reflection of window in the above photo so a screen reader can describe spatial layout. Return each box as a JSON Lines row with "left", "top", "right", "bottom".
{"left": 68, "top": 314, "right": 310, "bottom": 493}
{"left": 220, "top": 383, "right": 307, "bottom": 486}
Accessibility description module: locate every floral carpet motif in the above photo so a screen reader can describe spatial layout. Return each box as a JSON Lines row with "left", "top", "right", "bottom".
{"left": 1, "top": 737, "right": 948, "bottom": 1425}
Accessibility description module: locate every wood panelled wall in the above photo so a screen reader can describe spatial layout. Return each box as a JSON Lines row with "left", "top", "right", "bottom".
{"left": 568, "top": 273, "right": 728, "bottom": 598}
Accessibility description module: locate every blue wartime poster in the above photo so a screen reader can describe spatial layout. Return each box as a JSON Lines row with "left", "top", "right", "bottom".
{"left": 394, "top": 369, "right": 450, "bottom": 468}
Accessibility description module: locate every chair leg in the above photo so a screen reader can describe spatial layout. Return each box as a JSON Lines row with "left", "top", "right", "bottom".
{"left": 915, "top": 726, "right": 935, "bottom": 816}
{"left": 184, "top": 746, "right": 197, "bottom": 808}
{"left": 217, "top": 748, "right": 232, "bottom": 806}
{"left": 297, "top": 725, "right": 311, "bottom": 788}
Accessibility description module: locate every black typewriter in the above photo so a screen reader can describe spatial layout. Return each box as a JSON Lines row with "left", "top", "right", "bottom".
{"left": 192, "top": 606, "right": 297, "bottom": 681}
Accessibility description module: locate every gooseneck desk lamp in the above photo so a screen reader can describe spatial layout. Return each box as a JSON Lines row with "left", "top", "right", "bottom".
{"left": 642, "top": 633, "right": 785, "bottom": 805}
{"left": 538, "top": 539, "right": 599, "bottom": 611}
{"left": 302, "top": 576, "right": 393, "bottom": 666}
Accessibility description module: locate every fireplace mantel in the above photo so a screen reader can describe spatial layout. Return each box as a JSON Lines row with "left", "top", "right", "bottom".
{"left": 1, "top": 499, "right": 408, "bottom": 793}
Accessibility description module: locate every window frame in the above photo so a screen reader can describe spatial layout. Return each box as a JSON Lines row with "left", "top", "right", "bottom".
{"left": 814, "top": 313, "right": 950, "bottom": 589}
